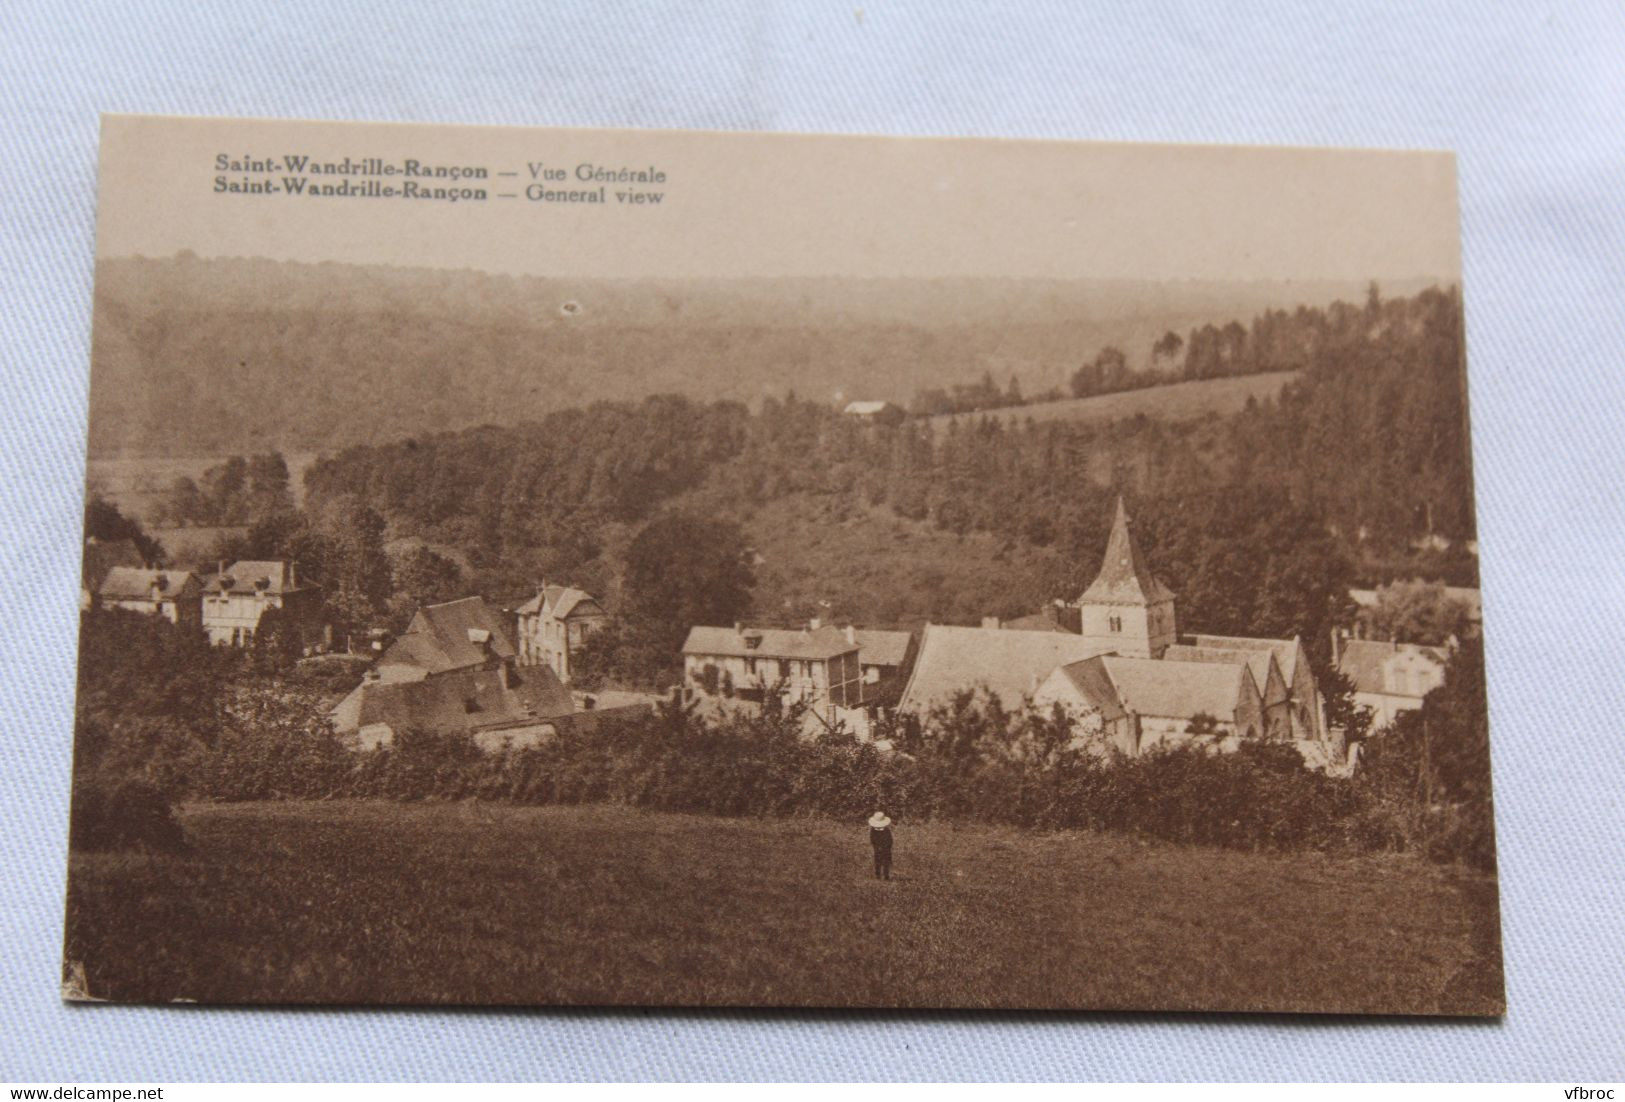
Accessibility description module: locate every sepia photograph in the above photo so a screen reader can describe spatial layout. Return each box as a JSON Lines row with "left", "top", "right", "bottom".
{"left": 65, "top": 114, "right": 1501, "bottom": 1015}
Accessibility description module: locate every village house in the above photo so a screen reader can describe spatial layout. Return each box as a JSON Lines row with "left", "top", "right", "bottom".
{"left": 80, "top": 535, "right": 145, "bottom": 610}
{"left": 94, "top": 567, "right": 203, "bottom": 627}
{"left": 330, "top": 659, "right": 578, "bottom": 751}
{"left": 374, "top": 595, "right": 516, "bottom": 683}
{"left": 681, "top": 621, "right": 867, "bottom": 728}
{"left": 1033, "top": 654, "right": 1265, "bottom": 756}
{"left": 200, "top": 560, "right": 323, "bottom": 648}
{"left": 1334, "top": 636, "right": 1450, "bottom": 728}
{"left": 514, "top": 582, "right": 607, "bottom": 683}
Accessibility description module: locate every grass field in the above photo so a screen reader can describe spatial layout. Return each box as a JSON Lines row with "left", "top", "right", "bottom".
{"left": 926, "top": 371, "right": 1299, "bottom": 433}
{"left": 64, "top": 801, "right": 1503, "bottom": 1014}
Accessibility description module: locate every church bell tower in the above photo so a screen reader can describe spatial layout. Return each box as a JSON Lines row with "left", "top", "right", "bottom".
{"left": 1071, "top": 497, "right": 1177, "bottom": 658}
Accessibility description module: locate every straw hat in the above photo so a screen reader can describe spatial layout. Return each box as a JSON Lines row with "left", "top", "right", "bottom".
{"left": 868, "top": 812, "right": 892, "bottom": 829}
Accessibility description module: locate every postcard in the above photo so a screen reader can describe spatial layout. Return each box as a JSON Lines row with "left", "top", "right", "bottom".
{"left": 67, "top": 114, "right": 1501, "bottom": 1013}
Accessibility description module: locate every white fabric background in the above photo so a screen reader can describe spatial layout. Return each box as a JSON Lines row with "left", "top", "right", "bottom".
{"left": 3, "top": 0, "right": 1622, "bottom": 1082}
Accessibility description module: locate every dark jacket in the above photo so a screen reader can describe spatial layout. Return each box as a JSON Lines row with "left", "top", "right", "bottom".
{"left": 869, "top": 826, "right": 893, "bottom": 853}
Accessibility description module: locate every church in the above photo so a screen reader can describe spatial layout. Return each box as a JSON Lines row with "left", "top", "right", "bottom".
{"left": 898, "top": 498, "right": 1334, "bottom": 760}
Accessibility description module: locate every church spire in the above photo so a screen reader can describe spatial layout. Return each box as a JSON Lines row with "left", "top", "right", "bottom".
{"left": 1077, "top": 497, "right": 1173, "bottom": 605}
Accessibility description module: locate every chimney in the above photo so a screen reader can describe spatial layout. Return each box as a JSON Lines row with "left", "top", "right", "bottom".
{"left": 289, "top": 560, "right": 298, "bottom": 589}
{"left": 734, "top": 621, "right": 743, "bottom": 634}
{"left": 498, "top": 658, "right": 512, "bottom": 690}
{"left": 982, "top": 616, "right": 1001, "bottom": 630}
{"left": 1330, "top": 628, "right": 1342, "bottom": 666}
{"left": 844, "top": 624, "right": 857, "bottom": 645}
{"left": 809, "top": 616, "right": 822, "bottom": 631}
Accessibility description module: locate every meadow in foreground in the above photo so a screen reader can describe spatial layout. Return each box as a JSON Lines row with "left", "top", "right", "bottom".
{"left": 64, "top": 800, "right": 1503, "bottom": 1014}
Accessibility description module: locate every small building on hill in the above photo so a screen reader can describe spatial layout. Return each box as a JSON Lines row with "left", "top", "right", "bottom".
{"left": 1034, "top": 653, "right": 1265, "bottom": 756}
{"left": 375, "top": 596, "right": 516, "bottom": 683}
{"left": 95, "top": 567, "right": 202, "bottom": 627}
{"left": 1335, "top": 637, "right": 1449, "bottom": 728}
{"left": 515, "top": 582, "right": 607, "bottom": 683}
{"left": 200, "top": 560, "right": 323, "bottom": 649}
{"left": 842, "top": 399, "right": 905, "bottom": 425}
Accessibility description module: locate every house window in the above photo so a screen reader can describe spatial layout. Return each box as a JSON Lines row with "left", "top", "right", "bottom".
{"left": 1109, "top": 615, "right": 1122, "bottom": 633}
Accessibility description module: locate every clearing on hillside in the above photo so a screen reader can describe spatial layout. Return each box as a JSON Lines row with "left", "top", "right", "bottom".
{"left": 926, "top": 371, "right": 1299, "bottom": 432}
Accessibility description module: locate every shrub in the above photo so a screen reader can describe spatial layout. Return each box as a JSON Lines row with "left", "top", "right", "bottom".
{"left": 69, "top": 774, "right": 187, "bottom": 854}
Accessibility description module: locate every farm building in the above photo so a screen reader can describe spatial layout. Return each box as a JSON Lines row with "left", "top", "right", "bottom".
{"left": 330, "top": 660, "right": 579, "bottom": 751}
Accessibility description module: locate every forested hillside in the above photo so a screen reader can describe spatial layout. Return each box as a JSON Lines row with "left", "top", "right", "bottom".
{"left": 87, "top": 253, "right": 1429, "bottom": 457}
{"left": 285, "top": 284, "right": 1474, "bottom": 668}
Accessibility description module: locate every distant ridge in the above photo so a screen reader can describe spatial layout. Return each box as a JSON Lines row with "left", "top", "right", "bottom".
{"left": 88, "top": 253, "right": 1440, "bottom": 458}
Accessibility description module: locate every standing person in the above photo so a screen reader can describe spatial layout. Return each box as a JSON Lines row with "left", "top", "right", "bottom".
{"left": 868, "top": 811, "right": 894, "bottom": 881}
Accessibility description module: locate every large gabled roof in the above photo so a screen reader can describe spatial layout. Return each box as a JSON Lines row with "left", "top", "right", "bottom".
{"left": 897, "top": 623, "right": 1113, "bottom": 714}
{"left": 1076, "top": 498, "right": 1175, "bottom": 607}
{"left": 1078, "top": 654, "right": 1255, "bottom": 722}
{"left": 331, "top": 663, "right": 575, "bottom": 738}
{"left": 1163, "top": 644, "right": 1285, "bottom": 703}
{"left": 98, "top": 567, "right": 199, "bottom": 601}
{"left": 683, "top": 624, "right": 859, "bottom": 662}
{"left": 1188, "top": 633, "right": 1307, "bottom": 683}
{"left": 201, "top": 560, "right": 317, "bottom": 596}
{"left": 384, "top": 596, "right": 517, "bottom": 675}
